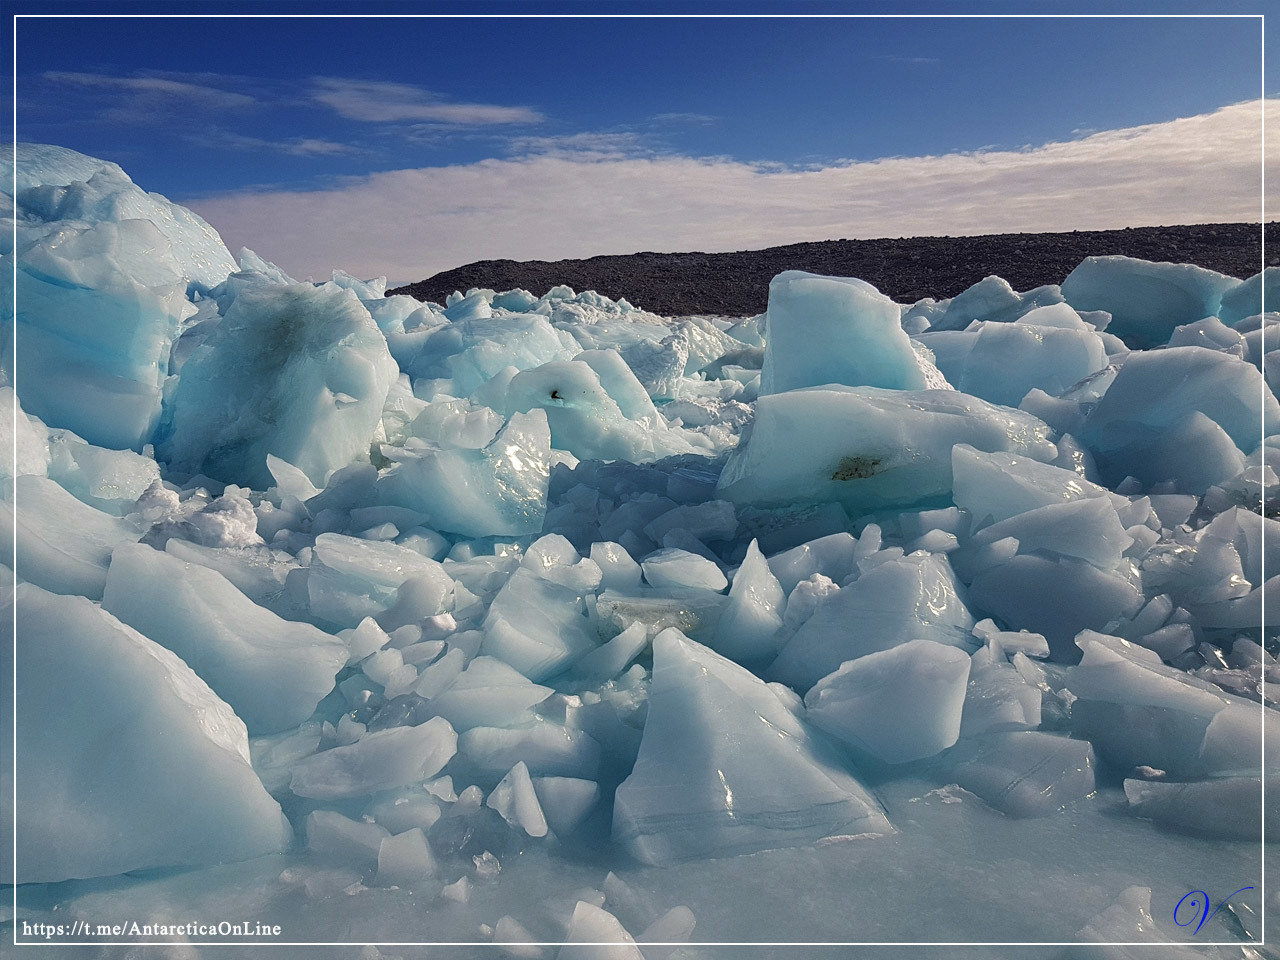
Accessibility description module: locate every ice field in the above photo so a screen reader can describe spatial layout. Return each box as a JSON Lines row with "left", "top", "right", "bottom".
{"left": 2, "top": 143, "right": 1278, "bottom": 958}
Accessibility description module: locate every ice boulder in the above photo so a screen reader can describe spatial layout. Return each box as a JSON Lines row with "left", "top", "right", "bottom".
{"left": 760, "top": 270, "right": 945, "bottom": 394}
{"left": 715, "top": 386, "right": 1057, "bottom": 514}
{"left": 1123, "top": 774, "right": 1275, "bottom": 840}
{"left": 771, "top": 551, "right": 976, "bottom": 691}
{"left": 8, "top": 142, "right": 236, "bottom": 290}
{"left": 929, "top": 275, "right": 1065, "bottom": 331}
{"left": 1079, "top": 346, "right": 1276, "bottom": 492}
{"left": 920, "top": 312, "right": 1107, "bottom": 408}
{"left": 378, "top": 409, "right": 553, "bottom": 539}
{"left": 159, "top": 281, "right": 397, "bottom": 489}
{"left": 613, "top": 628, "right": 892, "bottom": 864}
{"left": 1061, "top": 256, "right": 1239, "bottom": 348}
{"left": 804, "top": 640, "right": 971, "bottom": 763}
{"left": 14, "top": 584, "right": 291, "bottom": 883}
{"left": 1217, "top": 267, "right": 1278, "bottom": 326}
{"left": 102, "top": 543, "right": 348, "bottom": 734}
{"left": 504, "top": 357, "right": 694, "bottom": 461}
{"left": 482, "top": 568, "right": 598, "bottom": 681}
{"left": 15, "top": 218, "right": 195, "bottom": 450}
{"left": 45, "top": 424, "right": 161, "bottom": 516}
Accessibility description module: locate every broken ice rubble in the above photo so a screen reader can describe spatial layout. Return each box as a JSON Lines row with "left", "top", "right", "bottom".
{"left": 5, "top": 143, "right": 1277, "bottom": 948}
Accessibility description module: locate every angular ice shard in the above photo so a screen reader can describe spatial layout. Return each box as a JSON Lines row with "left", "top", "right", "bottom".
{"left": 289, "top": 717, "right": 457, "bottom": 799}
{"left": 1079, "top": 346, "right": 1277, "bottom": 492}
{"left": 641, "top": 547, "right": 727, "bottom": 592}
{"left": 944, "top": 730, "right": 1096, "bottom": 817}
{"left": 1069, "top": 631, "right": 1278, "bottom": 778}
{"left": 102, "top": 543, "right": 347, "bottom": 734}
{"left": 425, "top": 656, "right": 553, "bottom": 731}
{"left": 716, "top": 386, "right": 1057, "bottom": 514}
{"left": 951, "top": 444, "right": 1120, "bottom": 529}
{"left": 1061, "top": 256, "right": 1239, "bottom": 348}
{"left": 968, "top": 497, "right": 1133, "bottom": 572}
{"left": 958, "top": 642, "right": 1042, "bottom": 737}
{"left": 160, "top": 281, "right": 397, "bottom": 489}
{"left": 613, "top": 629, "right": 892, "bottom": 865}
{"left": 14, "top": 584, "right": 291, "bottom": 883}
{"left": 533, "top": 776, "right": 601, "bottom": 837}
{"left": 378, "top": 409, "right": 552, "bottom": 539}
{"left": 713, "top": 539, "right": 786, "bottom": 662}
{"left": 45, "top": 425, "right": 161, "bottom": 516}
{"left": 760, "top": 271, "right": 938, "bottom": 394}
{"left": 771, "top": 551, "right": 975, "bottom": 691}
{"left": 1, "top": 474, "right": 141, "bottom": 599}
{"left": 482, "top": 568, "right": 597, "bottom": 681}
{"left": 459, "top": 719, "right": 602, "bottom": 780}
{"left": 307, "top": 532, "right": 452, "bottom": 629}
{"left": 559, "top": 901, "right": 643, "bottom": 960}
{"left": 967, "top": 556, "right": 1143, "bottom": 660}
{"left": 804, "top": 640, "right": 970, "bottom": 763}
{"left": 486, "top": 761, "right": 549, "bottom": 837}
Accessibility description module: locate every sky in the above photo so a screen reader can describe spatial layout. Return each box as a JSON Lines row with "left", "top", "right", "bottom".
{"left": 12, "top": 7, "right": 1274, "bottom": 285}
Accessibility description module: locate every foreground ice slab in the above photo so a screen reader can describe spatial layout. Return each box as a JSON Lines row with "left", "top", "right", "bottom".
{"left": 716, "top": 385, "right": 1057, "bottom": 514}
{"left": 14, "top": 583, "right": 291, "bottom": 883}
{"left": 160, "top": 281, "right": 397, "bottom": 488}
{"left": 613, "top": 629, "right": 892, "bottom": 864}
{"left": 102, "top": 543, "right": 348, "bottom": 734}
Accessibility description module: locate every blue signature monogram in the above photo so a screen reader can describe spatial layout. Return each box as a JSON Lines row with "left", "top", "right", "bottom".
{"left": 1174, "top": 887, "right": 1255, "bottom": 935}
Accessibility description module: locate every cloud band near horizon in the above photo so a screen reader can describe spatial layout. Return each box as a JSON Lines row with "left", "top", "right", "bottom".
{"left": 187, "top": 99, "right": 1276, "bottom": 288}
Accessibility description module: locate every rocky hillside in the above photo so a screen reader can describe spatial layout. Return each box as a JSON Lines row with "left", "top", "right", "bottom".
{"left": 390, "top": 222, "right": 1276, "bottom": 317}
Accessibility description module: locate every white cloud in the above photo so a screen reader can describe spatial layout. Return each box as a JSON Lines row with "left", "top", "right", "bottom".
{"left": 188, "top": 99, "right": 1275, "bottom": 288}
{"left": 188, "top": 129, "right": 361, "bottom": 157}
{"left": 311, "top": 77, "right": 542, "bottom": 125}
{"left": 44, "top": 71, "right": 255, "bottom": 114}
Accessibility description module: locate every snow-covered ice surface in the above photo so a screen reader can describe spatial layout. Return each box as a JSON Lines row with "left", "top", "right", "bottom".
{"left": 4, "top": 145, "right": 1277, "bottom": 958}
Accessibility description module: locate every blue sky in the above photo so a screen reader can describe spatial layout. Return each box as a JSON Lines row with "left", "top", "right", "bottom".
{"left": 11, "top": 7, "right": 1274, "bottom": 282}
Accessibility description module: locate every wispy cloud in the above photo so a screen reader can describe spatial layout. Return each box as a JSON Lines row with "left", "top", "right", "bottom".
{"left": 43, "top": 71, "right": 255, "bottom": 119}
{"left": 505, "top": 131, "right": 652, "bottom": 159}
{"left": 186, "top": 128, "right": 362, "bottom": 157}
{"left": 310, "top": 77, "right": 542, "bottom": 126}
{"left": 652, "top": 112, "right": 718, "bottom": 125}
{"left": 188, "top": 100, "right": 1274, "bottom": 288}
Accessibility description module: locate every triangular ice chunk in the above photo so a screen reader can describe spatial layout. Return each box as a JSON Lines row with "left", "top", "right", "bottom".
{"left": 613, "top": 629, "right": 891, "bottom": 865}
{"left": 14, "top": 584, "right": 291, "bottom": 883}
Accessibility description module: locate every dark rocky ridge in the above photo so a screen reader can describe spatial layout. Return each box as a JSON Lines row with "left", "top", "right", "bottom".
{"left": 390, "top": 222, "right": 1277, "bottom": 318}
